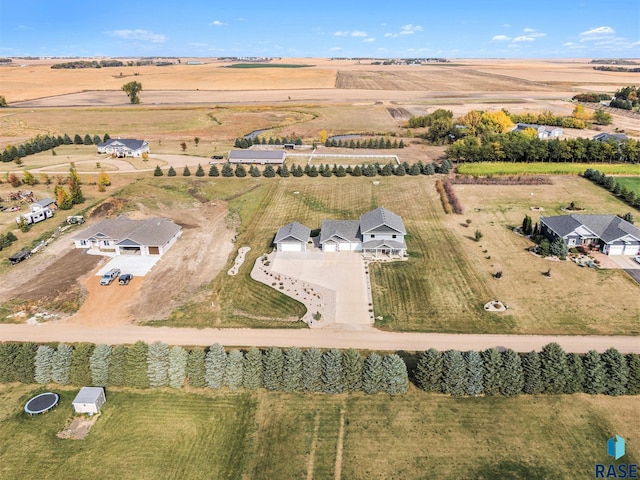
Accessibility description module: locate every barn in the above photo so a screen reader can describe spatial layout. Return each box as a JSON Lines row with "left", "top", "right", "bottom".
{"left": 72, "top": 387, "right": 106, "bottom": 415}
{"left": 228, "top": 150, "right": 286, "bottom": 165}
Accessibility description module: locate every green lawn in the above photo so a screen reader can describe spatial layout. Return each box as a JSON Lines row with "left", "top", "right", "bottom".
{"left": 615, "top": 176, "right": 640, "bottom": 196}
{"left": 1, "top": 384, "right": 637, "bottom": 480}
{"left": 457, "top": 162, "right": 640, "bottom": 176}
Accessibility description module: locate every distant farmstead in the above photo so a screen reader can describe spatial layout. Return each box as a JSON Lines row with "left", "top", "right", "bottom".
{"left": 97, "top": 138, "right": 150, "bottom": 157}
{"left": 73, "top": 216, "right": 181, "bottom": 256}
{"left": 228, "top": 150, "right": 286, "bottom": 165}
{"left": 513, "top": 123, "right": 562, "bottom": 139}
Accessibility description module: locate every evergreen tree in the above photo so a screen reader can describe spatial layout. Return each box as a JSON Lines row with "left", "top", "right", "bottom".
{"left": 625, "top": 354, "right": 640, "bottom": 395}
{"left": 282, "top": 346, "right": 303, "bottom": 392}
{"left": 13, "top": 343, "right": 37, "bottom": 383}
{"left": 126, "top": 340, "right": 150, "bottom": 389}
{"left": 395, "top": 164, "right": 406, "bottom": 176}
{"left": 382, "top": 354, "right": 408, "bottom": 395}
{"left": 205, "top": 343, "right": 227, "bottom": 389}
{"left": 93, "top": 134, "right": 102, "bottom": 145}
{"left": 250, "top": 165, "right": 261, "bottom": 177}
{"left": 565, "top": 353, "right": 585, "bottom": 394}
{"left": 307, "top": 165, "right": 319, "bottom": 177}
{"left": 321, "top": 348, "right": 344, "bottom": 394}
{"left": 195, "top": 164, "right": 205, "bottom": 177}
{"left": 221, "top": 163, "right": 233, "bottom": 177}
{"left": 34, "top": 345, "right": 54, "bottom": 384}
{"left": 167, "top": 166, "right": 176, "bottom": 177}
{"left": 423, "top": 163, "right": 436, "bottom": 175}
{"left": 362, "top": 353, "right": 384, "bottom": 394}
{"left": 442, "top": 350, "right": 466, "bottom": 396}
{"left": 186, "top": 348, "right": 206, "bottom": 388}
{"left": 90, "top": 344, "right": 112, "bottom": 387}
{"left": 83, "top": 134, "right": 93, "bottom": 145}
{"left": 183, "top": 166, "right": 191, "bottom": 176}
{"left": 74, "top": 134, "right": 83, "bottom": 144}
{"left": 601, "top": 348, "right": 628, "bottom": 396}
{"left": 147, "top": 341, "right": 170, "bottom": 388}
{"left": 167, "top": 346, "right": 188, "bottom": 389}
{"left": 482, "top": 348, "right": 503, "bottom": 396}
{"left": 0, "top": 344, "right": 18, "bottom": 383}
{"left": 235, "top": 164, "right": 247, "bottom": 177}
{"left": 51, "top": 343, "right": 73, "bottom": 385}
{"left": 108, "top": 345, "right": 127, "bottom": 387}
{"left": 464, "top": 350, "right": 484, "bottom": 396}
{"left": 414, "top": 349, "right": 443, "bottom": 393}
{"left": 321, "top": 164, "right": 332, "bottom": 177}
{"left": 539, "top": 343, "right": 570, "bottom": 394}
{"left": 292, "top": 164, "right": 304, "bottom": 177}
{"left": 279, "top": 163, "right": 290, "bottom": 177}
{"left": 263, "top": 346, "right": 284, "bottom": 391}
{"left": 500, "top": 349, "right": 524, "bottom": 396}
{"left": 263, "top": 165, "right": 276, "bottom": 177}
{"left": 68, "top": 166, "right": 84, "bottom": 204}
{"left": 342, "top": 349, "right": 363, "bottom": 392}
{"left": 352, "top": 165, "right": 363, "bottom": 177}
{"left": 153, "top": 165, "right": 163, "bottom": 176}
{"left": 70, "top": 342, "right": 94, "bottom": 385}
{"left": 63, "top": 133, "right": 72, "bottom": 145}
{"left": 302, "top": 348, "right": 323, "bottom": 392}
{"left": 208, "top": 165, "right": 220, "bottom": 177}
{"left": 582, "top": 350, "right": 606, "bottom": 394}
{"left": 224, "top": 349, "right": 244, "bottom": 391}
{"left": 242, "top": 347, "right": 263, "bottom": 390}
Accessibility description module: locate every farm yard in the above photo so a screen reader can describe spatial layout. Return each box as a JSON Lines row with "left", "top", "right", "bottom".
{"left": 0, "top": 383, "right": 637, "bottom": 479}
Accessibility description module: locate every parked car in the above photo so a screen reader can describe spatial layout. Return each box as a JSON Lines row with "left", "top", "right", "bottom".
{"left": 99, "top": 268, "right": 121, "bottom": 285}
{"left": 635, "top": 256, "right": 640, "bottom": 265}
{"left": 118, "top": 273, "right": 133, "bottom": 285}
{"left": 8, "top": 250, "right": 31, "bottom": 265}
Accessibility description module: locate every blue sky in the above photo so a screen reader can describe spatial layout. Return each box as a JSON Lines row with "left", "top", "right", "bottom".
{"left": 1, "top": 0, "right": 638, "bottom": 58}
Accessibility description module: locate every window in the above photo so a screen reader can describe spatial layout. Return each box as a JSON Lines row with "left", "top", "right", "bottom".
{"left": 371, "top": 234, "right": 375, "bottom": 239}
{"left": 392, "top": 234, "right": 397, "bottom": 239}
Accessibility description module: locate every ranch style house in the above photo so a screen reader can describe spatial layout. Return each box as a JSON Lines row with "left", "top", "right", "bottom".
{"left": 73, "top": 216, "right": 182, "bottom": 256}
{"left": 540, "top": 214, "right": 640, "bottom": 256}
{"left": 275, "top": 207, "right": 407, "bottom": 256}
{"left": 96, "top": 138, "right": 150, "bottom": 157}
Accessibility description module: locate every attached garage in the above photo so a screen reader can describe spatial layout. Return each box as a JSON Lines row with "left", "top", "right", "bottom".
{"left": 323, "top": 243, "right": 337, "bottom": 252}
{"left": 623, "top": 244, "right": 639, "bottom": 255}
{"left": 280, "top": 242, "right": 304, "bottom": 252}
{"left": 274, "top": 222, "right": 310, "bottom": 252}
{"left": 606, "top": 245, "right": 624, "bottom": 255}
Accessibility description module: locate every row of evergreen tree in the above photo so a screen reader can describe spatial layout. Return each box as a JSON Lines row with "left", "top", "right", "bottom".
{"left": 234, "top": 136, "right": 303, "bottom": 149}
{"left": 154, "top": 160, "right": 454, "bottom": 179}
{"left": 583, "top": 168, "right": 640, "bottom": 210}
{"left": 1, "top": 341, "right": 638, "bottom": 396}
{"left": 2, "top": 133, "right": 110, "bottom": 163}
{"left": 323, "top": 137, "right": 405, "bottom": 149}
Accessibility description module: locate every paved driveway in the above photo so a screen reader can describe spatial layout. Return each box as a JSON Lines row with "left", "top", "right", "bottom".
{"left": 96, "top": 255, "right": 161, "bottom": 277}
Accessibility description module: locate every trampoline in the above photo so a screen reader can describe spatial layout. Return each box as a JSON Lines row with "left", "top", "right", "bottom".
{"left": 24, "top": 392, "right": 60, "bottom": 415}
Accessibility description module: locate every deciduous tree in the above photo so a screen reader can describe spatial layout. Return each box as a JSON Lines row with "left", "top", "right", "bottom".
{"left": 121, "top": 81, "right": 142, "bottom": 104}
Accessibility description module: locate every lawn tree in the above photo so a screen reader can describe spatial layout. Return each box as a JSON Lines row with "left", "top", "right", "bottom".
{"left": 282, "top": 346, "right": 303, "bottom": 392}
{"left": 362, "top": 352, "right": 384, "bottom": 394}
{"left": 208, "top": 164, "right": 220, "bottom": 177}
{"left": 302, "top": 348, "right": 323, "bottom": 392}
{"left": 34, "top": 345, "right": 54, "bottom": 384}
{"left": 108, "top": 345, "right": 127, "bottom": 386}
{"left": 242, "top": 347, "right": 263, "bottom": 390}
{"left": 500, "top": 349, "right": 524, "bottom": 396}
{"left": 222, "top": 349, "right": 243, "bottom": 391}
{"left": 321, "top": 348, "right": 345, "bottom": 394}
{"left": 90, "top": 344, "right": 112, "bottom": 387}
{"left": 481, "top": 348, "right": 503, "bottom": 396}
{"left": 205, "top": 344, "right": 227, "bottom": 389}
{"left": 442, "top": 350, "right": 467, "bottom": 396}
{"left": 52, "top": 343, "right": 73, "bottom": 385}
{"left": 0, "top": 344, "right": 18, "bottom": 383}
{"left": 121, "top": 81, "right": 142, "bottom": 104}
{"left": 582, "top": 350, "right": 606, "bottom": 394}
{"left": 167, "top": 166, "right": 176, "bottom": 177}
{"left": 463, "top": 350, "right": 484, "bottom": 396}
{"left": 601, "top": 348, "right": 628, "bottom": 396}
{"left": 154, "top": 165, "right": 164, "bottom": 176}
{"left": 263, "top": 346, "right": 285, "bottom": 391}
{"left": 522, "top": 215, "right": 533, "bottom": 235}
{"left": 70, "top": 342, "right": 94, "bottom": 385}
{"left": 342, "top": 349, "right": 364, "bottom": 392}
{"left": 382, "top": 354, "right": 408, "bottom": 395}
{"left": 539, "top": 343, "right": 569, "bottom": 394}
{"left": 414, "top": 349, "right": 443, "bottom": 393}
{"left": 195, "top": 164, "right": 205, "bottom": 177}
{"left": 168, "top": 346, "right": 188, "bottom": 389}
{"left": 550, "top": 238, "right": 568, "bottom": 259}
{"left": 98, "top": 170, "right": 111, "bottom": 187}
{"left": 55, "top": 185, "right": 73, "bottom": 210}
{"left": 183, "top": 165, "right": 191, "bottom": 176}
{"left": 625, "top": 354, "right": 640, "bottom": 395}
{"left": 564, "top": 353, "right": 585, "bottom": 394}
{"left": 125, "top": 340, "right": 150, "bottom": 389}
{"left": 147, "top": 342, "right": 171, "bottom": 389}
{"left": 186, "top": 348, "right": 207, "bottom": 388}
{"left": 194, "top": 136, "right": 200, "bottom": 147}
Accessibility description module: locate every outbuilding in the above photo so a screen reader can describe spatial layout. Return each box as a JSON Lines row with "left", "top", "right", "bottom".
{"left": 228, "top": 150, "right": 286, "bottom": 165}
{"left": 72, "top": 387, "right": 106, "bottom": 415}
{"left": 274, "top": 221, "right": 311, "bottom": 252}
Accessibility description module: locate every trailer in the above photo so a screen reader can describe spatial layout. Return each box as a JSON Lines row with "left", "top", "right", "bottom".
{"left": 66, "top": 215, "right": 85, "bottom": 225}
{"left": 16, "top": 207, "right": 53, "bottom": 225}
{"left": 8, "top": 250, "right": 31, "bottom": 265}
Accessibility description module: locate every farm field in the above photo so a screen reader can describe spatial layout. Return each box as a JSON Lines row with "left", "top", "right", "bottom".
{"left": 457, "top": 162, "right": 640, "bottom": 176}
{"left": 0, "top": 383, "right": 637, "bottom": 480}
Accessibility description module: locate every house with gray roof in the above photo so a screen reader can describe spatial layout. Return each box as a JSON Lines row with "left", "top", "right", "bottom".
{"left": 73, "top": 216, "right": 181, "bottom": 256}
{"left": 540, "top": 214, "right": 640, "bottom": 256}
{"left": 228, "top": 150, "right": 286, "bottom": 165}
{"left": 320, "top": 220, "right": 361, "bottom": 252}
{"left": 274, "top": 221, "right": 311, "bottom": 252}
{"left": 593, "top": 133, "right": 628, "bottom": 143}
{"left": 97, "top": 138, "right": 150, "bottom": 157}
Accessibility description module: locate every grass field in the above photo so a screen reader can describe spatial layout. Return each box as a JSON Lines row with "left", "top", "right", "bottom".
{"left": 615, "top": 176, "right": 640, "bottom": 196}
{"left": 1, "top": 383, "right": 637, "bottom": 479}
{"left": 457, "top": 162, "right": 640, "bottom": 176}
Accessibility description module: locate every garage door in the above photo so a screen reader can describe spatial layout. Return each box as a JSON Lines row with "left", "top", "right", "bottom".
{"left": 280, "top": 243, "right": 302, "bottom": 252}
{"left": 623, "top": 244, "right": 640, "bottom": 255}
{"left": 324, "top": 244, "right": 337, "bottom": 252}
{"left": 607, "top": 245, "right": 624, "bottom": 255}
{"left": 338, "top": 242, "right": 351, "bottom": 251}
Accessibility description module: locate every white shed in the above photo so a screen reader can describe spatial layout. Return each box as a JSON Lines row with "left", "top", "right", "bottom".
{"left": 72, "top": 387, "right": 106, "bottom": 414}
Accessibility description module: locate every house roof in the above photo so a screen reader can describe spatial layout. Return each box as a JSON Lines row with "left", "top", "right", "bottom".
{"left": 228, "top": 150, "right": 286, "bottom": 161}
{"left": 542, "top": 214, "right": 640, "bottom": 243}
{"left": 274, "top": 221, "right": 311, "bottom": 244}
{"left": 360, "top": 207, "right": 406, "bottom": 234}
{"left": 593, "top": 133, "right": 628, "bottom": 142}
{"left": 72, "top": 387, "right": 104, "bottom": 404}
{"left": 97, "top": 138, "right": 147, "bottom": 150}
{"left": 34, "top": 198, "right": 55, "bottom": 207}
{"left": 362, "top": 239, "right": 407, "bottom": 250}
{"left": 319, "top": 220, "right": 361, "bottom": 244}
{"left": 74, "top": 216, "right": 181, "bottom": 246}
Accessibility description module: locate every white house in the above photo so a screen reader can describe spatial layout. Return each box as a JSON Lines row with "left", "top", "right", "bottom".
{"left": 97, "top": 138, "right": 150, "bottom": 157}
{"left": 513, "top": 123, "right": 562, "bottom": 139}
{"left": 274, "top": 221, "right": 311, "bottom": 252}
{"left": 73, "top": 216, "right": 182, "bottom": 256}
{"left": 72, "top": 387, "right": 106, "bottom": 414}
{"left": 15, "top": 198, "right": 55, "bottom": 225}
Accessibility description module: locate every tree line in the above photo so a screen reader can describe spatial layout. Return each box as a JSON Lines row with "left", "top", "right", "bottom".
{"left": 1, "top": 341, "right": 638, "bottom": 397}
{"left": 2, "top": 133, "right": 110, "bottom": 163}
{"left": 51, "top": 60, "right": 126, "bottom": 69}
{"left": 583, "top": 168, "right": 640, "bottom": 210}
{"left": 234, "top": 136, "right": 303, "bottom": 149}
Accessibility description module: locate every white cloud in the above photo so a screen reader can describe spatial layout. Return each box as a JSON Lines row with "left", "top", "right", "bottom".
{"left": 334, "top": 31, "right": 349, "bottom": 36}
{"left": 107, "top": 29, "right": 166, "bottom": 43}
{"left": 210, "top": 20, "right": 227, "bottom": 27}
{"left": 503, "top": 23, "right": 511, "bottom": 28}
{"left": 189, "top": 42, "right": 208, "bottom": 47}
{"left": 363, "top": 37, "right": 375, "bottom": 43}
{"left": 523, "top": 27, "right": 535, "bottom": 33}
{"left": 384, "top": 32, "right": 397, "bottom": 38}
{"left": 334, "top": 30, "right": 367, "bottom": 37}
{"left": 580, "top": 26, "right": 615, "bottom": 37}
{"left": 400, "top": 24, "right": 423, "bottom": 35}
{"left": 330, "top": 47, "right": 342, "bottom": 51}
{"left": 351, "top": 31, "right": 367, "bottom": 37}
{"left": 513, "top": 35, "right": 535, "bottom": 42}
{"left": 492, "top": 35, "right": 510, "bottom": 41}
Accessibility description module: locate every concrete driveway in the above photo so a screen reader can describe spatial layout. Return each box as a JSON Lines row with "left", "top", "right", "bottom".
{"left": 96, "top": 255, "right": 161, "bottom": 277}
{"left": 271, "top": 251, "right": 371, "bottom": 326}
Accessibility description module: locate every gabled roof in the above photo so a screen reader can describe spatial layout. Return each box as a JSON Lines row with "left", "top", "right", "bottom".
{"left": 360, "top": 207, "right": 406, "bottom": 234}
{"left": 274, "top": 221, "right": 310, "bottom": 244}
{"left": 74, "top": 216, "right": 181, "bottom": 246}
{"left": 542, "top": 214, "right": 640, "bottom": 243}
{"left": 593, "top": 133, "right": 628, "bottom": 142}
{"left": 228, "top": 150, "right": 286, "bottom": 160}
{"left": 319, "top": 220, "right": 360, "bottom": 244}
{"left": 34, "top": 198, "right": 55, "bottom": 207}
{"left": 362, "top": 239, "right": 407, "bottom": 250}
{"left": 97, "top": 138, "right": 147, "bottom": 150}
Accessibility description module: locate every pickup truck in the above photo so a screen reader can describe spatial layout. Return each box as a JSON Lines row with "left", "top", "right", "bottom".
{"left": 99, "top": 268, "right": 121, "bottom": 285}
{"left": 118, "top": 273, "right": 133, "bottom": 285}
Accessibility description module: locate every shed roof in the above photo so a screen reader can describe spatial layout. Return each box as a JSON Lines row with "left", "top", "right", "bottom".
{"left": 360, "top": 207, "right": 406, "bottom": 234}
{"left": 72, "top": 387, "right": 104, "bottom": 404}
{"left": 274, "top": 221, "right": 311, "bottom": 243}
{"left": 74, "top": 216, "right": 181, "bottom": 246}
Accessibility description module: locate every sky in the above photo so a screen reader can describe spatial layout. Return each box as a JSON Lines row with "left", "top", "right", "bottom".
{"left": 0, "top": 0, "right": 638, "bottom": 58}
